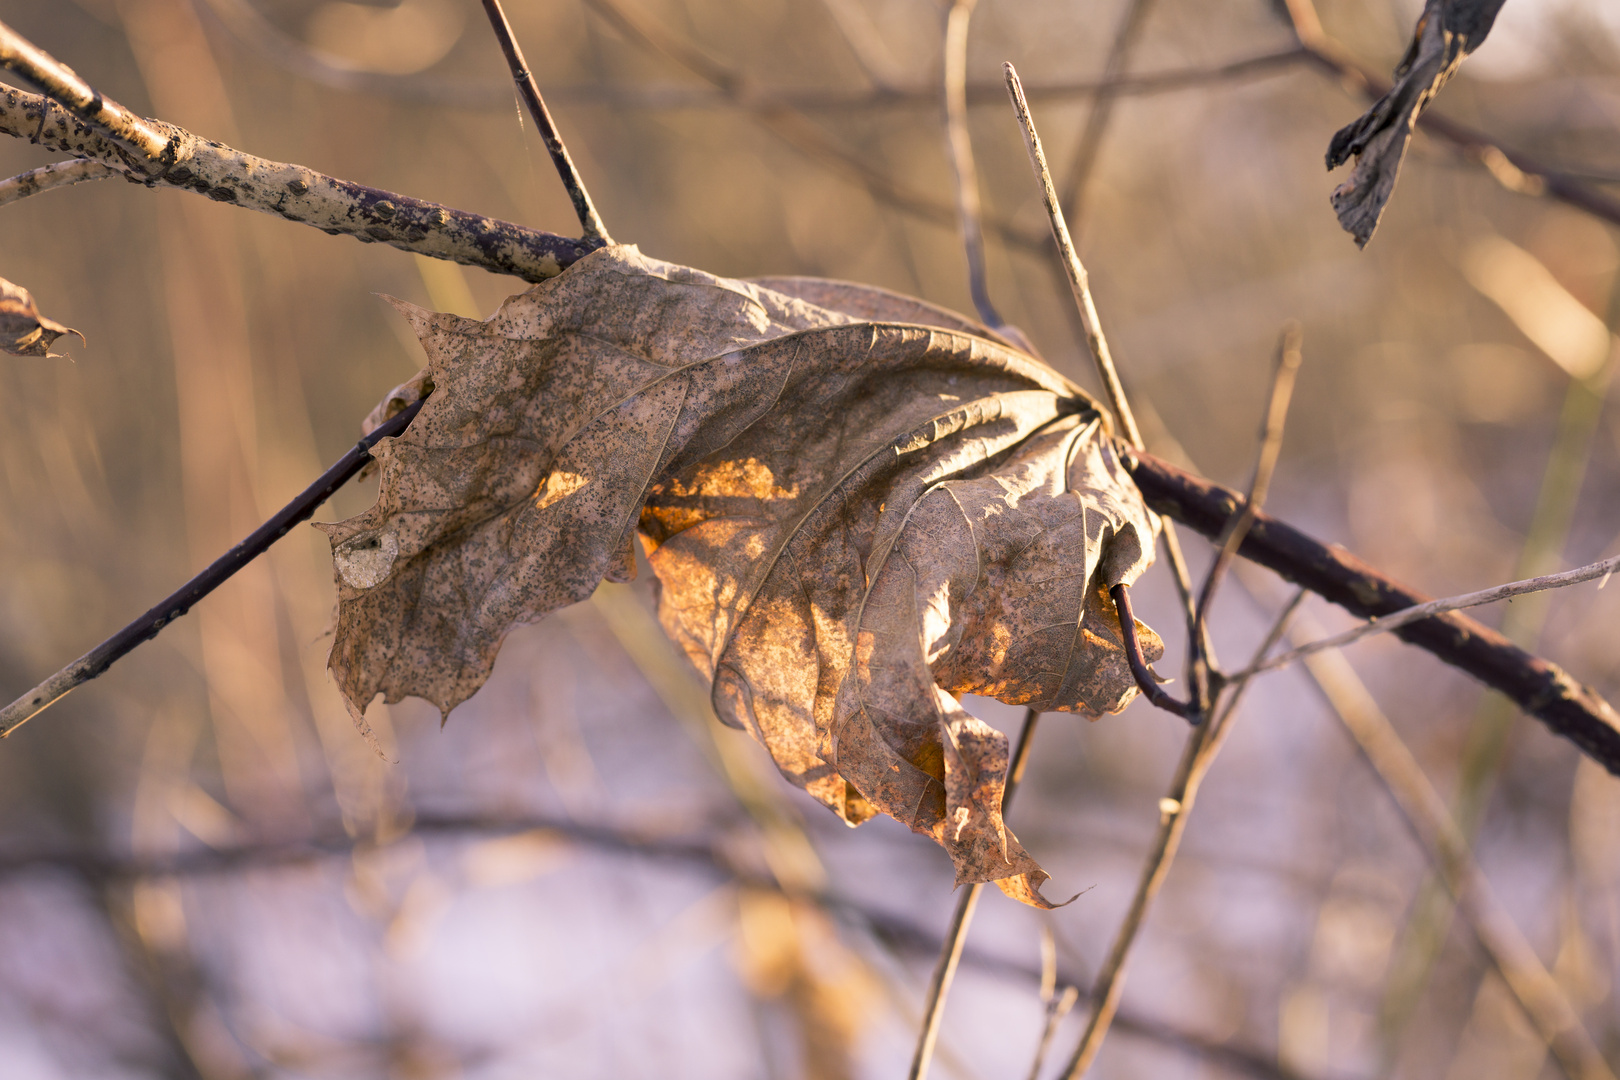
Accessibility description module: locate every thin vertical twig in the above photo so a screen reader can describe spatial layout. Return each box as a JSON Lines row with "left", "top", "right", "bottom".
{"left": 908, "top": 707, "right": 1042, "bottom": 1080}
{"left": 1003, "top": 61, "right": 1206, "bottom": 647}
{"left": 1061, "top": 346, "right": 1306, "bottom": 1077}
{"left": 480, "top": 0, "right": 612, "bottom": 243}
{"left": 1187, "top": 324, "right": 1303, "bottom": 711}
{"left": 1059, "top": 588, "right": 1306, "bottom": 1079}
{"left": 942, "top": 0, "right": 1002, "bottom": 330}
{"left": 1060, "top": 0, "right": 1157, "bottom": 226}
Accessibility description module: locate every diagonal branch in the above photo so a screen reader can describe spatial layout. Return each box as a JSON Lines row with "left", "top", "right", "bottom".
{"left": 1243, "top": 552, "right": 1620, "bottom": 680}
{"left": 0, "top": 399, "right": 425, "bottom": 739}
{"left": 0, "top": 157, "right": 119, "bottom": 207}
{"left": 0, "top": 73, "right": 594, "bottom": 282}
{"left": 1124, "top": 450, "right": 1620, "bottom": 775}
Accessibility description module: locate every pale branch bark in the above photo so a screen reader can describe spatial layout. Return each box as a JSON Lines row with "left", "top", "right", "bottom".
{"left": 1295, "top": 616, "right": 1616, "bottom": 1080}
{"left": 0, "top": 400, "right": 425, "bottom": 740}
{"left": 0, "top": 82, "right": 594, "bottom": 282}
{"left": 0, "top": 18, "right": 171, "bottom": 161}
{"left": 479, "top": 0, "right": 612, "bottom": 243}
{"left": 907, "top": 708, "right": 1039, "bottom": 1080}
{"left": 0, "top": 157, "right": 119, "bottom": 207}
{"left": 1123, "top": 449, "right": 1620, "bottom": 775}
{"left": 1243, "top": 553, "right": 1620, "bottom": 679}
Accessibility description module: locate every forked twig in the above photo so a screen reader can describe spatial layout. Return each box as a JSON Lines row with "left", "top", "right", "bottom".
{"left": 0, "top": 157, "right": 119, "bottom": 207}
{"left": 0, "top": 400, "right": 426, "bottom": 739}
{"left": 1188, "top": 324, "right": 1303, "bottom": 710}
{"left": 0, "top": 18, "right": 172, "bottom": 164}
{"left": 479, "top": 0, "right": 613, "bottom": 243}
{"left": 1060, "top": 588, "right": 1307, "bottom": 1078}
{"left": 908, "top": 707, "right": 1041, "bottom": 1080}
{"left": 1242, "top": 552, "right": 1620, "bottom": 680}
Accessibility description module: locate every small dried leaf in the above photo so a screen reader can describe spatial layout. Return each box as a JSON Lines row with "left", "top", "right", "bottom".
{"left": 322, "top": 247, "right": 1161, "bottom": 904}
{"left": 1325, "top": 0, "right": 1506, "bottom": 247}
{"left": 0, "top": 276, "right": 82, "bottom": 357}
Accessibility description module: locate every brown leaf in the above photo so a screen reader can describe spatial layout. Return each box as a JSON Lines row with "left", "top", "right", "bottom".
{"left": 0, "top": 276, "right": 82, "bottom": 357}
{"left": 322, "top": 246, "right": 1161, "bottom": 904}
{"left": 1325, "top": 0, "right": 1505, "bottom": 247}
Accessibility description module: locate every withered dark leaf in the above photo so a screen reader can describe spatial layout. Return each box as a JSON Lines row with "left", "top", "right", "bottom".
{"left": 0, "top": 276, "right": 82, "bottom": 357}
{"left": 1326, "top": 0, "right": 1506, "bottom": 247}
{"left": 321, "top": 247, "right": 1162, "bottom": 905}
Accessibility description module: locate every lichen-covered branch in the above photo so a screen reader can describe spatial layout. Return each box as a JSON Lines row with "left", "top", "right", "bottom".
{"left": 0, "top": 82, "right": 594, "bottom": 282}
{"left": 0, "top": 157, "right": 118, "bottom": 207}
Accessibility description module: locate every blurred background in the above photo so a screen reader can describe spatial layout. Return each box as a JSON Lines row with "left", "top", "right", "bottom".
{"left": 1, "top": 0, "right": 1618, "bottom": 1077}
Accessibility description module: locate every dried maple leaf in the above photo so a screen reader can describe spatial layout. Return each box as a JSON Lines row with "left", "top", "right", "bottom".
{"left": 320, "top": 246, "right": 1162, "bottom": 905}
{"left": 1, "top": 276, "right": 82, "bottom": 357}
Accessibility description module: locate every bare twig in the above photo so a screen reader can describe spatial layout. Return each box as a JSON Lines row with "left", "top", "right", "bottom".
{"left": 1028, "top": 984, "right": 1080, "bottom": 1080}
{"left": 1124, "top": 450, "right": 1620, "bottom": 775}
{"left": 0, "top": 157, "right": 119, "bottom": 207}
{"left": 479, "top": 0, "right": 612, "bottom": 243}
{"left": 1007, "top": 60, "right": 1211, "bottom": 715}
{"left": 908, "top": 708, "right": 1040, "bottom": 1080}
{"left": 195, "top": 0, "right": 1306, "bottom": 116}
{"left": 1108, "top": 583, "right": 1197, "bottom": 721}
{"left": 1061, "top": 589, "right": 1307, "bottom": 1077}
{"left": 1294, "top": 613, "right": 1617, "bottom": 1080}
{"left": 1060, "top": 0, "right": 1156, "bottom": 226}
{"left": 1189, "top": 324, "right": 1303, "bottom": 710}
{"left": 583, "top": 0, "right": 1047, "bottom": 252}
{"left": 942, "top": 0, "right": 1002, "bottom": 330}
{"left": 0, "top": 80, "right": 593, "bottom": 281}
{"left": 1242, "top": 552, "right": 1620, "bottom": 680}
{"left": 0, "top": 399, "right": 425, "bottom": 739}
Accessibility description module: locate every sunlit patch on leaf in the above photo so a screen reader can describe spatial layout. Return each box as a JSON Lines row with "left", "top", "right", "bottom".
{"left": 321, "top": 245, "right": 1161, "bottom": 904}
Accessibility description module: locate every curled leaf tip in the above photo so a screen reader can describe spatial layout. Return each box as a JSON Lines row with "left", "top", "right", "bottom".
{"left": 0, "top": 276, "right": 83, "bottom": 357}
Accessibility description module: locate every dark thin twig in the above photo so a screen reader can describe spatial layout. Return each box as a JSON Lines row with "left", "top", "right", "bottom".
{"left": 0, "top": 399, "right": 427, "bottom": 738}
{"left": 1109, "top": 584, "right": 1196, "bottom": 721}
{"left": 479, "top": 0, "right": 612, "bottom": 243}
{"left": 1187, "top": 323, "right": 1303, "bottom": 712}
{"left": 908, "top": 707, "right": 1041, "bottom": 1080}
{"left": 1061, "top": 589, "right": 1306, "bottom": 1078}
{"left": 1007, "top": 60, "right": 1208, "bottom": 714}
